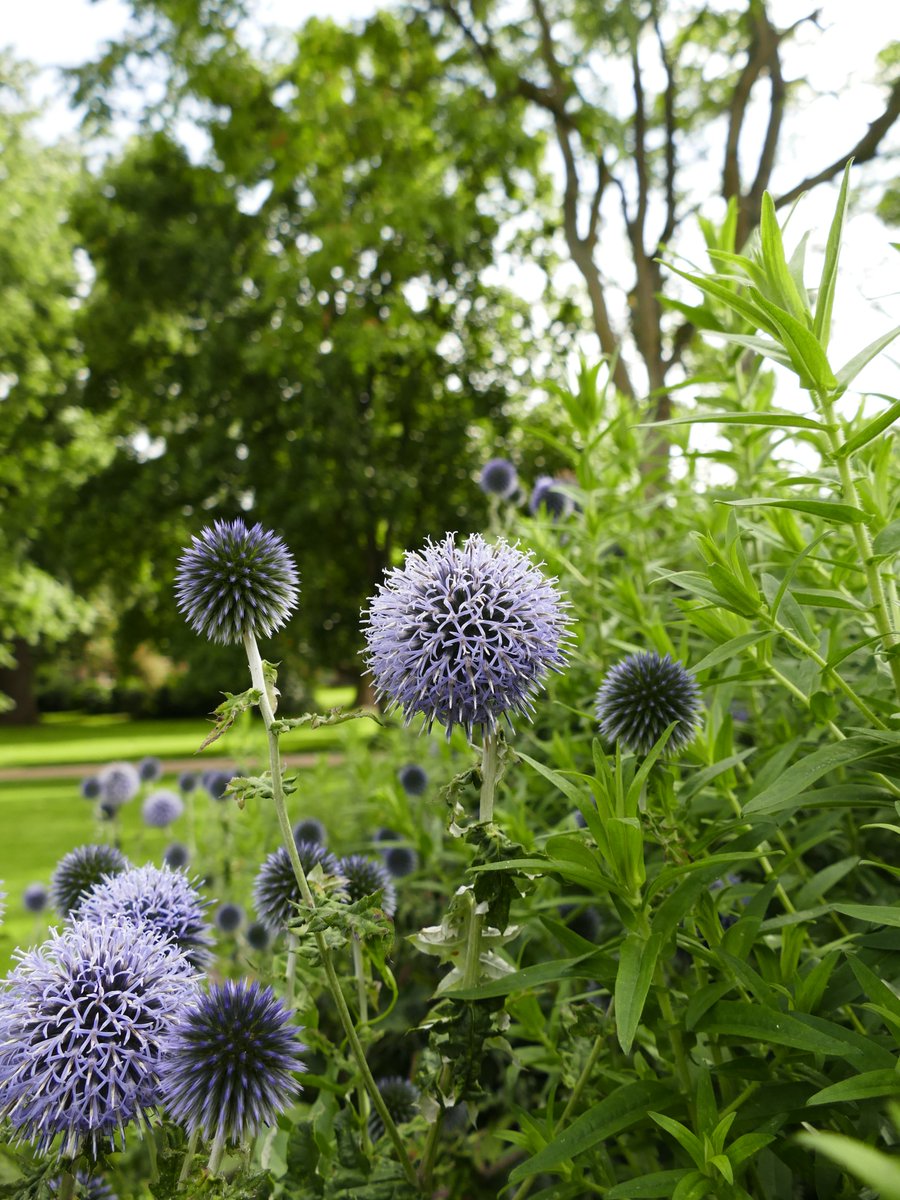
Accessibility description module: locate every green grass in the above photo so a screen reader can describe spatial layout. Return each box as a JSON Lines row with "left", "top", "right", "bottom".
{"left": 0, "top": 687, "right": 368, "bottom": 770}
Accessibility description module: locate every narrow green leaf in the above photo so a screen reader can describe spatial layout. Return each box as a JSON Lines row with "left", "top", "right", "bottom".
{"left": 698, "top": 1002, "right": 851, "bottom": 1058}
{"left": 760, "top": 192, "right": 808, "bottom": 322}
{"left": 848, "top": 954, "right": 900, "bottom": 1019}
{"left": 834, "top": 903, "right": 900, "bottom": 929}
{"left": 795, "top": 857, "right": 859, "bottom": 908}
{"left": 873, "top": 519, "right": 900, "bottom": 559}
{"left": 743, "top": 737, "right": 884, "bottom": 816}
{"left": 725, "top": 497, "right": 869, "bottom": 524}
{"left": 797, "top": 1131, "right": 900, "bottom": 1199}
{"left": 507, "top": 1080, "right": 674, "bottom": 1182}
{"left": 648, "top": 1112, "right": 705, "bottom": 1166}
{"left": 836, "top": 324, "right": 900, "bottom": 390}
{"left": 834, "top": 395, "right": 900, "bottom": 457}
{"left": 447, "top": 954, "right": 597, "bottom": 1000}
{"left": 691, "top": 632, "right": 774, "bottom": 675}
{"left": 815, "top": 161, "right": 851, "bottom": 348}
{"left": 639, "top": 412, "right": 825, "bottom": 432}
{"left": 807, "top": 1069, "right": 900, "bottom": 1106}
{"left": 713, "top": 331, "right": 794, "bottom": 368}
{"left": 615, "top": 933, "right": 663, "bottom": 1053}
{"left": 607, "top": 1171, "right": 692, "bottom": 1199}
{"left": 663, "top": 262, "right": 780, "bottom": 335}
{"left": 751, "top": 290, "right": 837, "bottom": 390}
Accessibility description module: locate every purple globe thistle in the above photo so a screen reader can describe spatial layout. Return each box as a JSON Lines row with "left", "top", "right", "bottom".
{"left": 292, "top": 817, "right": 327, "bottom": 847}
{"left": 22, "top": 883, "right": 48, "bottom": 914}
{"left": 337, "top": 855, "right": 397, "bottom": 919}
{"left": 163, "top": 842, "right": 191, "bottom": 870}
{"left": 529, "top": 476, "right": 575, "bottom": 521}
{"left": 368, "top": 1076, "right": 419, "bottom": 1142}
{"left": 204, "top": 770, "right": 233, "bottom": 802}
{"left": 215, "top": 902, "right": 245, "bottom": 935}
{"left": 78, "top": 864, "right": 214, "bottom": 970}
{"left": 48, "top": 1172, "right": 116, "bottom": 1199}
{"left": 142, "top": 788, "right": 185, "bottom": 829}
{"left": 158, "top": 979, "right": 304, "bottom": 1146}
{"left": 50, "top": 845, "right": 130, "bottom": 919}
{"left": 363, "top": 533, "right": 572, "bottom": 740}
{"left": 175, "top": 518, "right": 300, "bottom": 645}
{"left": 253, "top": 843, "right": 342, "bottom": 934}
{"left": 178, "top": 771, "right": 198, "bottom": 793}
{"left": 138, "top": 756, "right": 162, "bottom": 783}
{"left": 80, "top": 776, "right": 101, "bottom": 801}
{"left": 595, "top": 651, "right": 702, "bottom": 756}
{"left": 398, "top": 763, "right": 428, "bottom": 796}
{"left": 375, "top": 827, "right": 399, "bottom": 843}
{"left": 479, "top": 458, "right": 518, "bottom": 499}
{"left": 98, "top": 762, "right": 140, "bottom": 808}
{"left": 245, "top": 921, "right": 272, "bottom": 952}
{"left": 0, "top": 918, "right": 198, "bottom": 1156}
{"left": 383, "top": 844, "right": 418, "bottom": 879}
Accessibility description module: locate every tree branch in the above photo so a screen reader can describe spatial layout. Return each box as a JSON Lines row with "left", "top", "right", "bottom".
{"left": 653, "top": 10, "right": 678, "bottom": 252}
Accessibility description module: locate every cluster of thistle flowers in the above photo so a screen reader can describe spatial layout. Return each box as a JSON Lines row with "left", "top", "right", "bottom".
{"left": 479, "top": 457, "right": 577, "bottom": 521}
{"left": 0, "top": 843, "right": 305, "bottom": 1181}
{"left": 79, "top": 758, "right": 236, "bottom": 831}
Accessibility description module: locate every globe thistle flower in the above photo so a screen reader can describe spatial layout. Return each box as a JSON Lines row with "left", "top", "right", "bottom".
{"left": 204, "top": 770, "right": 233, "bottom": 802}
{"left": 178, "top": 771, "right": 198, "bottom": 793}
{"left": 595, "top": 651, "right": 702, "bottom": 756}
{"left": 163, "top": 842, "right": 191, "bottom": 870}
{"left": 363, "top": 533, "right": 572, "bottom": 740}
{"left": 529, "top": 476, "right": 574, "bottom": 521}
{"left": 175, "top": 518, "right": 300, "bottom": 645}
{"left": 158, "top": 979, "right": 304, "bottom": 1147}
{"left": 98, "top": 762, "right": 140, "bottom": 808}
{"left": 142, "top": 788, "right": 184, "bottom": 829}
{"left": 383, "top": 844, "right": 418, "bottom": 879}
{"left": 215, "top": 902, "right": 245, "bottom": 935}
{"left": 50, "top": 844, "right": 130, "bottom": 919}
{"left": 47, "top": 1171, "right": 116, "bottom": 1199}
{"left": 398, "top": 763, "right": 428, "bottom": 796}
{"left": 80, "top": 776, "right": 101, "bottom": 801}
{"left": 367, "top": 1076, "right": 419, "bottom": 1142}
{"left": 375, "top": 827, "right": 399, "bottom": 843}
{"left": 97, "top": 801, "right": 117, "bottom": 823}
{"left": 245, "top": 921, "right": 272, "bottom": 952}
{"left": 479, "top": 458, "right": 518, "bottom": 499}
{"left": 22, "top": 883, "right": 48, "bottom": 914}
{"left": 337, "top": 855, "right": 397, "bottom": 919}
{"left": 0, "top": 918, "right": 198, "bottom": 1156}
{"left": 292, "top": 817, "right": 327, "bottom": 847}
{"left": 78, "top": 864, "right": 214, "bottom": 970}
{"left": 253, "top": 843, "right": 342, "bottom": 934}
{"left": 138, "top": 756, "right": 162, "bottom": 783}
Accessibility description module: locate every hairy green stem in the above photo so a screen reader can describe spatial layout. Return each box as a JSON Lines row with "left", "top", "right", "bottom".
{"left": 479, "top": 733, "right": 501, "bottom": 823}
{"left": 243, "top": 633, "right": 420, "bottom": 1192}
{"left": 285, "top": 932, "right": 298, "bottom": 1010}
{"left": 57, "top": 1172, "right": 76, "bottom": 1200}
{"left": 207, "top": 1126, "right": 226, "bottom": 1177}
{"left": 352, "top": 935, "right": 371, "bottom": 1134}
{"left": 178, "top": 1128, "right": 200, "bottom": 1187}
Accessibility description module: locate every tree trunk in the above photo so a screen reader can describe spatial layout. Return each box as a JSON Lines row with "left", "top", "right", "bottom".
{"left": 353, "top": 672, "right": 379, "bottom": 710}
{"left": 0, "top": 638, "right": 39, "bottom": 725}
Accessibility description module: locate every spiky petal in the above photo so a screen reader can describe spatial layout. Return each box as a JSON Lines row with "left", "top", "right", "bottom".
{"left": 158, "top": 979, "right": 304, "bottom": 1144}
{"left": 363, "top": 533, "right": 572, "bottom": 740}
{"left": 175, "top": 518, "right": 300, "bottom": 645}
{"left": 595, "top": 651, "right": 701, "bottom": 756}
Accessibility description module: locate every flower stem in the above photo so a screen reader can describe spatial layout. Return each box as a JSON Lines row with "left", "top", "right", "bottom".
{"left": 285, "top": 932, "right": 298, "bottom": 1009}
{"left": 479, "top": 733, "right": 500, "bottom": 823}
{"left": 57, "top": 1172, "right": 76, "bottom": 1200}
{"left": 207, "top": 1126, "right": 226, "bottom": 1177}
{"left": 242, "top": 633, "right": 420, "bottom": 1193}
{"left": 352, "top": 935, "right": 371, "bottom": 1133}
{"left": 178, "top": 1128, "right": 200, "bottom": 1187}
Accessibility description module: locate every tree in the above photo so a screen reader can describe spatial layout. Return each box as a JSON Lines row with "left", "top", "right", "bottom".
{"left": 65, "top": 11, "right": 552, "bottom": 690}
{"left": 0, "top": 58, "right": 110, "bottom": 722}
{"left": 428, "top": 0, "right": 900, "bottom": 419}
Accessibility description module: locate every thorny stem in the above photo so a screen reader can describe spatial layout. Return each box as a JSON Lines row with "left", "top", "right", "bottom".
{"left": 243, "top": 633, "right": 420, "bottom": 1193}
{"left": 178, "top": 1128, "right": 200, "bottom": 1187}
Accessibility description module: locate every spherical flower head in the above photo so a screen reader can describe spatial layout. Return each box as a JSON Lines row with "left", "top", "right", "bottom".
{"left": 337, "top": 855, "right": 397, "bottom": 919}
{"left": 50, "top": 845, "right": 130, "bottom": 919}
{"left": 142, "top": 789, "right": 184, "bottom": 829}
{"left": 48, "top": 1171, "right": 116, "bottom": 1199}
{"left": 80, "top": 776, "right": 101, "bottom": 801}
{"left": 529, "top": 476, "right": 574, "bottom": 521}
{"left": 22, "top": 883, "right": 48, "bottom": 914}
{"left": 595, "top": 651, "right": 702, "bottom": 756}
{"left": 215, "top": 902, "right": 245, "bottom": 934}
{"left": 175, "top": 518, "right": 300, "bottom": 645}
{"left": 398, "top": 763, "right": 428, "bottom": 796}
{"left": 253, "top": 843, "right": 342, "bottom": 934}
{"left": 78, "top": 865, "right": 214, "bottom": 970}
{"left": 245, "top": 921, "right": 272, "bottom": 952}
{"left": 158, "top": 979, "right": 304, "bottom": 1145}
{"left": 382, "top": 844, "right": 418, "bottom": 879}
{"left": 292, "top": 817, "right": 327, "bottom": 847}
{"left": 204, "top": 770, "right": 233, "bottom": 802}
{"left": 98, "top": 762, "right": 140, "bottom": 808}
{"left": 0, "top": 918, "right": 198, "bottom": 1157}
{"left": 479, "top": 458, "right": 518, "bottom": 499}
{"left": 363, "top": 533, "right": 572, "bottom": 740}
{"left": 138, "top": 756, "right": 162, "bottom": 783}
{"left": 163, "top": 842, "right": 191, "bottom": 870}
{"left": 368, "top": 1076, "right": 419, "bottom": 1142}
{"left": 178, "top": 771, "right": 198, "bottom": 793}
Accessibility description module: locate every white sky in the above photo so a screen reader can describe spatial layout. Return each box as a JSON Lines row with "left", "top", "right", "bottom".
{"left": 3, "top": 0, "right": 899, "bottom": 410}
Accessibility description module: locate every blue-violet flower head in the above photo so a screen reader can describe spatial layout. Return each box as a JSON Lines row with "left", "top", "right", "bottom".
{"left": 383, "top": 844, "right": 418, "bottom": 879}
{"left": 78, "top": 864, "right": 214, "bottom": 970}
{"left": 158, "top": 979, "right": 304, "bottom": 1145}
{"left": 98, "top": 762, "right": 140, "bottom": 808}
{"left": 479, "top": 458, "right": 518, "bottom": 499}
{"left": 175, "top": 518, "right": 300, "bottom": 645}
{"left": 163, "top": 842, "right": 191, "bottom": 870}
{"left": 595, "top": 651, "right": 701, "bottom": 756}
{"left": 22, "top": 884, "right": 48, "bottom": 914}
{"left": 529, "top": 476, "right": 574, "bottom": 520}
{"left": 337, "top": 855, "right": 397, "bottom": 919}
{"left": 253, "top": 843, "right": 342, "bottom": 934}
{"left": 292, "top": 817, "right": 327, "bottom": 847}
{"left": 138, "top": 756, "right": 162, "bottom": 783}
{"left": 215, "top": 902, "right": 245, "bottom": 934}
{"left": 245, "top": 921, "right": 272, "bottom": 952}
{"left": 398, "top": 764, "right": 428, "bottom": 796}
{"left": 178, "top": 772, "right": 197, "bottom": 793}
{"left": 80, "top": 776, "right": 101, "bottom": 801}
{"left": 142, "top": 789, "right": 184, "bottom": 829}
{"left": 368, "top": 1076, "right": 419, "bottom": 1142}
{"left": 50, "top": 845, "right": 130, "bottom": 919}
{"left": 0, "top": 918, "right": 198, "bottom": 1156}
{"left": 363, "top": 533, "right": 572, "bottom": 740}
